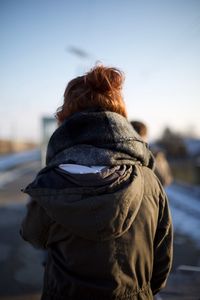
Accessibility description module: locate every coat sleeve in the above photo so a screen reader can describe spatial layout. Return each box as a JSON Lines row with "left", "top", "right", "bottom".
{"left": 20, "top": 197, "right": 54, "bottom": 249}
{"left": 151, "top": 188, "right": 173, "bottom": 295}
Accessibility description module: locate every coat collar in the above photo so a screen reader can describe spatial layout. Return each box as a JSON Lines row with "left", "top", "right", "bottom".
{"left": 46, "top": 110, "right": 155, "bottom": 169}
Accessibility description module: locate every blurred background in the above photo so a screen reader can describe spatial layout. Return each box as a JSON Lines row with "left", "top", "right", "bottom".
{"left": 0, "top": 0, "right": 200, "bottom": 299}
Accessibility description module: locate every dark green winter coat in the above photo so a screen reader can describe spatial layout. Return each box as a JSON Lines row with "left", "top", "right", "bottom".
{"left": 20, "top": 110, "right": 173, "bottom": 300}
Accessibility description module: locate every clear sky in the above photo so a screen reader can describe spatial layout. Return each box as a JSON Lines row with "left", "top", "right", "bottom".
{"left": 1, "top": 0, "right": 200, "bottom": 142}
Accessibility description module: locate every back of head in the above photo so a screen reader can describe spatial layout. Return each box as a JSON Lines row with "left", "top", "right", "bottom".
{"left": 56, "top": 65, "right": 127, "bottom": 124}
{"left": 131, "top": 121, "right": 148, "bottom": 140}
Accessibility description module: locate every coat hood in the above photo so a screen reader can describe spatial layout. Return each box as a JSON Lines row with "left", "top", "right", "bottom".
{"left": 24, "top": 165, "right": 144, "bottom": 241}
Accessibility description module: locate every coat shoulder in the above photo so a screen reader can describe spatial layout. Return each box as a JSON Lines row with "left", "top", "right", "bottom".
{"left": 141, "top": 166, "right": 164, "bottom": 197}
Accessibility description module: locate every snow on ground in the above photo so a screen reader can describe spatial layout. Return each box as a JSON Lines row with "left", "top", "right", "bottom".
{"left": 166, "top": 183, "right": 200, "bottom": 247}
{"left": 0, "top": 161, "right": 39, "bottom": 188}
{"left": 0, "top": 149, "right": 40, "bottom": 171}
{"left": 184, "top": 138, "right": 200, "bottom": 157}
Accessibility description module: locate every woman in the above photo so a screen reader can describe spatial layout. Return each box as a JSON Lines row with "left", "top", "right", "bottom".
{"left": 20, "top": 65, "right": 173, "bottom": 300}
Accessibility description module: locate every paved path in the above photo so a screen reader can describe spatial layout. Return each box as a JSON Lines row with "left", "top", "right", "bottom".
{"left": 0, "top": 160, "right": 42, "bottom": 299}
{"left": 0, "top": 204, "right": 43, "bottom": 299}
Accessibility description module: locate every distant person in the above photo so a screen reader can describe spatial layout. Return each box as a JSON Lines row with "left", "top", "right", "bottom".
{"left": 20, "top": 65, "right": 173, "bottom": 300}
{"left": 131, "top": 121, "right": 173, "bottom": 187}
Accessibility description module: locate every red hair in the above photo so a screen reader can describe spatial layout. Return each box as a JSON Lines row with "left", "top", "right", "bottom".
{"left": 56, "top": 65, "right": 127, "bottom": 123}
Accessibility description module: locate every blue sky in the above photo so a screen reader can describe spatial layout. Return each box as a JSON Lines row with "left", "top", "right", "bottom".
{"left": 1, "top": 0, "right": 200, "bottom": 141}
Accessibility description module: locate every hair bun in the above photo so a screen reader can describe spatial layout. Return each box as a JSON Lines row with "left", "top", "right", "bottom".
{"left": 85, "top": 65, "right": 124, "bottom": 94}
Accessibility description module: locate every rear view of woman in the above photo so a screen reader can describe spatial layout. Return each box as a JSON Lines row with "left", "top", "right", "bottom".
{"left": 20, "top": 65, "right": 173, "bottom": 300}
